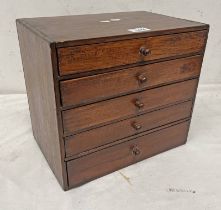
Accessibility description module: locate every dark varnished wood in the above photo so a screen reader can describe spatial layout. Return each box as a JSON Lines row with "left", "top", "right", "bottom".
{"left": 60, "top": 56, "right": 202, "bottom": 107}
{"left": 58, "top": 30, "right": 207, "bottom": 76}
{"left": 64, "top": 118, "right": 189, "bottom": 161}
{"left": 65, "top": 100, "right": 192, "bottom": 157}
{"left": 16, "top": 21, "right": 67, "bottom": 189}
{"left": 58, "top": 52, "right": 204, "bottom": 82}
{"left": 62, "top": 79, "right": 197, "bottom": 136}
{"left": 67, "top": 121, "right": 190, "bottom": 187}
{"left": 17, "top": 11, "right": 209, "bottom": 190}
{"left": 18, "top": 11, "right": 208, "bottom": 47}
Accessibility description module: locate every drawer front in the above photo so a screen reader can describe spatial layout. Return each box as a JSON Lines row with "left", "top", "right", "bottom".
{"left": 58, "top": 30, "right": 207, "bottom": 76}
{"left": 67, "top": 121, "right": 189, "bottom": 187}
{"left": 65, "top": 101, "right": 192, "bottom": 157}
{"left": 63, "top": 79, "right": 197, "bottom": 136}
{"left": 60, "top": 56, "right": 202, "bottom": 107}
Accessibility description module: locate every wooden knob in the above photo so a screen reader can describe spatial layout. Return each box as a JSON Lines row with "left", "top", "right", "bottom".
{"left": 132, "top": 122, "right": 142, "bottom": 130}
{"left": 140, "top": 47, "right": 151, "bottom": 56}
{"left": 131, "top": 146, "right": 141, "bottom": 156}
{"left": 134, "top": 99, "right": 144, "bottom": 108}
{"left": 137, "top": 74, "right": 147, "bottom": 83}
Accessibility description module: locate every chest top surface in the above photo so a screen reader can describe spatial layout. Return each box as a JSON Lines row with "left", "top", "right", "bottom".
{"left": 17, "top": 11, "right": 208, "bottom": 46}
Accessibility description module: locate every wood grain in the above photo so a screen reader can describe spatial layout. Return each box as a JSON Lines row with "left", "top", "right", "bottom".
{"left": 67, "top": 121, "right": 190, "bottom": 187}
{"left": 18, "top": 11, "right": 208, "bottom": 47}
{"left": 16, "top": 11, "right": 209, "bottom": 190}
{"left": 60, "top": 56, "right": 202, "bottom": 107}
{"left": 62, "top": 79, "right": 197, "bottom": 136}
{"left": 65, "top": 100, "right": 192, "bottom": 157}
{"left": 58, "top": 30, "right": 207, "bottom": 76}
{"left": 16, "top": 20, "right": 66, "bottom": 188}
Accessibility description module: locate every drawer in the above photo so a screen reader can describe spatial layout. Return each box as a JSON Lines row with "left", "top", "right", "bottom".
{"left": 67, "top": 121, "right": 189, "bottom": 187}
{"left": 65, "top": 100, "right": 192, "bottom": 157}
{"left": 58, "top": 30, "right": 207, "bottom": 76}
{"left": 60, "top": 56, "right": 202, "bottom": 107}
{"left": 63, "top": 79, "right": 197, "bottom": 136}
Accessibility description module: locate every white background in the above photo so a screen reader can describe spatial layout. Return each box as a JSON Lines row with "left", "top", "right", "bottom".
{"left": 1, "top": 1, "right": 221, "bottom": 210}
{"left": 0, "top": 0, "right": 221, "bottom": 93}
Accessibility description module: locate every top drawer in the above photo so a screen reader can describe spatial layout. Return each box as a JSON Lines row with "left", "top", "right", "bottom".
{"left": 57, "top": 30, "right": 207, "bottom": 76}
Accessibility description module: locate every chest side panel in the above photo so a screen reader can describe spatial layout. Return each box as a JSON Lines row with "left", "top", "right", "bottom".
{"left": 16, "top": 20, "right": 67, "bottom": 189}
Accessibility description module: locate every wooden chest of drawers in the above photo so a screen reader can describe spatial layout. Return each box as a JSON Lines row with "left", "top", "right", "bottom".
{"left": 16, "top": 11, "right": 209, "bottom": 190}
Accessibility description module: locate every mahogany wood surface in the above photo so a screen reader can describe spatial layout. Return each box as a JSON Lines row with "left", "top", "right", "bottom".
{"left": 16, "top": 21, "right": 67, "bottom": 188}
{"left": 60, "top": 55, "right": 202, "bottom": 107}
{"left": 58, "top": 30, "right": 207, "bottom": 76}
{"left": 62, "top": 79, "right": 197, "bottom": 136}
{"left": 65, "top": 100, "right": 192, "bottom": 157}
{"left": 67, "top": 121, "right": 190, "bottom": 187}
{"left": 18, "top": 11, "right": 208, "bottom": 47}
{"left": 16, "top": 11, "right": 209, "bottom": 190}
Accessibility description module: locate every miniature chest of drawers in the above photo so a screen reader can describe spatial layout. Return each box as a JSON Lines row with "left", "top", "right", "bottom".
{"left": 16, "top": 11, "right": 209, "bottom": 190}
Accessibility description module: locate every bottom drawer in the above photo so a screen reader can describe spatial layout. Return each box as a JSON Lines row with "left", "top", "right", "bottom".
{"left": 67, "top": 121, "right": 190, "bottom": 188}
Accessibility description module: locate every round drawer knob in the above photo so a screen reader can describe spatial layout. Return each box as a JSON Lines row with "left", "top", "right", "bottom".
{"left": 132, "top": 122, "right": 142, "bottom": 130}
{"left": 137, "top": 74, "right": 147, "bottom": 83}
{"left": 131, "top": 146, "right": 141, "bottom": 156}
{"left": 139, "top": 47, "right": 151, "bottom": 56}
{"left": 134, "top": 99, "right": 144, "bottom": 108}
